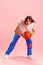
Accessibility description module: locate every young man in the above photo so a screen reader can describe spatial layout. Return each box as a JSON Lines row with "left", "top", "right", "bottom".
{"left": 5, "top": 16, "right": 35, "bottom": 58}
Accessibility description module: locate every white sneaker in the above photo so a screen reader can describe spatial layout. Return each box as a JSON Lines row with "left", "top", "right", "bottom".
{"left": 28, "top": 55, "right": 32, "bottom": 57}
{"left": 4, "top": 55, "right": 9, "bottom": 59}
{"left": 27, "top": 55, "right": 32, "bottom": 58}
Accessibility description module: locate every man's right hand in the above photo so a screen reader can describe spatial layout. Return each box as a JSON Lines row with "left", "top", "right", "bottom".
{"left": 20, "top": 33, "right": 25, "bottom": 37}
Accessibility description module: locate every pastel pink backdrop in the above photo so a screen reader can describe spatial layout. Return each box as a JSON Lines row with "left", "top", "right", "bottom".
{"left": 0, "top": 0, "right": 43, "bottom": 65}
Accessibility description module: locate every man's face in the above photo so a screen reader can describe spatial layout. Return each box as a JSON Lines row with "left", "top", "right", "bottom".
{"left": 25, "top": 19, "right": 31, "bottom": 25}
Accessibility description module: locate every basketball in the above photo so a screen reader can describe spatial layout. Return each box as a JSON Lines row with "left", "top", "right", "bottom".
{"left": 24, "top": 31, "right": 32, "bottom": 40}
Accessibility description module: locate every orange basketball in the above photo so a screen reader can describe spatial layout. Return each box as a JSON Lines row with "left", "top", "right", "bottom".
{"left": 24, "top": 31, "right": 32, "bottom": 40}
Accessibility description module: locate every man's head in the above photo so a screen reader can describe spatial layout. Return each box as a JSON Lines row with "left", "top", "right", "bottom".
{"left": 24, "top": 16, "right": 35, "bottom": 25}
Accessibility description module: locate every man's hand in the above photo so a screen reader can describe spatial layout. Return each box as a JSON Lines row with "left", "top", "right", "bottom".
{"left": 20, "top": 33, "right": 25, "bottom": 37}
{"left": 32, "top": 29, "right": 35, "bottom": 34}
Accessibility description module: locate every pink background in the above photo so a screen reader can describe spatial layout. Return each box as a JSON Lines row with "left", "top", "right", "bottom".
{"left": 0, "top": 0, "right": 43, "bottom": 65}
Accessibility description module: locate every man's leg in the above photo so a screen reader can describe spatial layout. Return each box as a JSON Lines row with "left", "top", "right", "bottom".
{"left": 26, "top": 38, "right": 32, "bottom": 56}
{"left": 5, "top": 34, "right": 20, "bottom": 55}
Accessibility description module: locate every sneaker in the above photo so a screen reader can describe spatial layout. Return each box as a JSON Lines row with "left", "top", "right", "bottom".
{"left": 27, "top": 55, "right": 32, "bottom": 58}
{"left": 4, "top": 54, "right": 9, "bottom": 59}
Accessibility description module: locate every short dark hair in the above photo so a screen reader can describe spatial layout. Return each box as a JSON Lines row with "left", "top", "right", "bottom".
{"left": 25, "top": 16, "right": 35, "bottom": 23}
